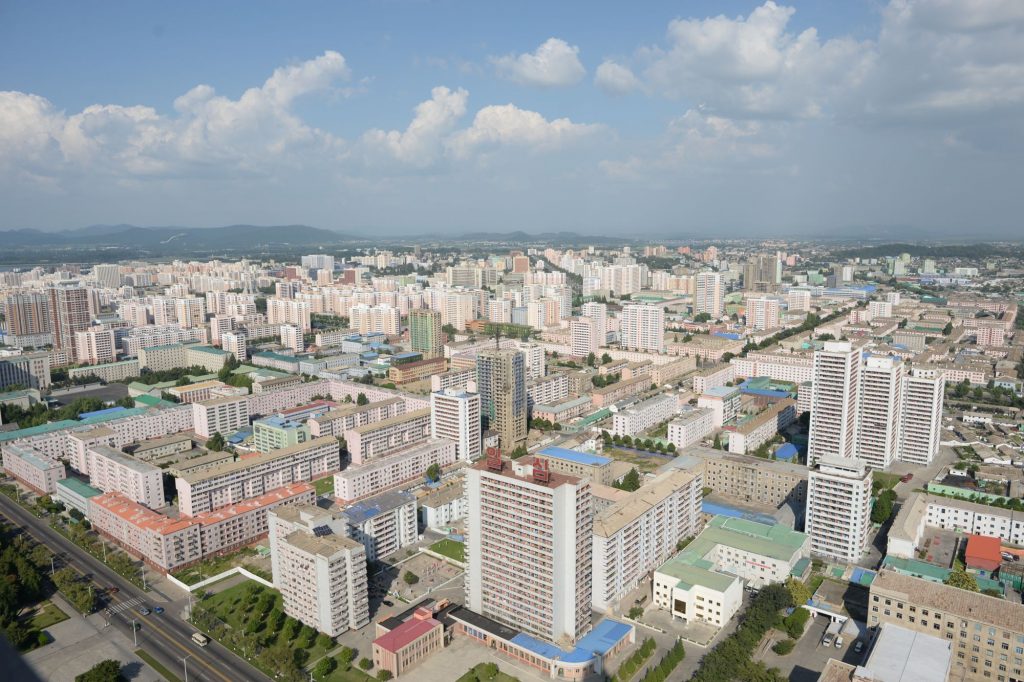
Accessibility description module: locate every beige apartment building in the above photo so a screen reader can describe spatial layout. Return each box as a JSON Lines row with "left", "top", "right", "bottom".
{"left": 87, "top": 444, "right": 165, "bottom": 509}
{"left": 308, "top": 397, "right": 406, "bottom": 438}
{"left": 175, "top": 436, "right": 340, "bottom": 516}
{"left": 681, "top": 445, "right": 808, "bottom": 510}
{"left": 345, "top": 408, "right": 431, "bottom": 464}
{"left": 869, "top": 570, "right": 1024, "bottom": 682}
{"left": 191, "top": 395, "right": 250, "bottom": 439}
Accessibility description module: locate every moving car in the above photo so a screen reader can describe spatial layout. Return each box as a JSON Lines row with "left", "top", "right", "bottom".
{"left": 153, "top": 606, "right": 164, "bottom": 615}
{"left": 138, "top": 607, "right": 151, "bottom": 616}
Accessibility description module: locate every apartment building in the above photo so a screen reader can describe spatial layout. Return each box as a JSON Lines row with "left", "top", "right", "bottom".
{"left": 726, "top": 399, "right": 796, "bottom": 455}
{"left": 692, "top": 364, "right": 736, "bottom": 395}
{"left": 856, "top": 355, "right": 904, "bottom": 469}
{"left": 620, "top": 303, "right": 666, "bottom": 354}
{"left": 747, "top": 297, "right": 781, "bottom": 331}
{"left": 345, "top": 408, "right": 431, "bottom": 464}
{"left": 899, "top": 371, "right": 944, "bottom": 465}
{"left": 74, "top": 328, "right": 117, "bottom": 365}
{"left": 653, "top": 516, "right": 807, "bottom": 629}
{"left": 430, "top": 368, "right": 475, "bottom": 393}
{"left": 465, "top": 454, "right": 593, "bottom": 645}
{"left": 341, "top": 489, "right": 418, "bottom": 561}
{"left": 267, "top": 298, "right": 312, "bottom": 331}
{"left": 168, "top": 379, "right": 243, "bottom": 405}
{"left": 476, "top": 348, "right": 528, "bottom": 450}
{"left": 409, "top": 309, "right": 443, "bottom": 358}
{"left": 868, "top": 570, "right": 1024, "bottom": 682}
{"left": 0, "top": 351, "right": 51, "bottom": 390}
{"left": 694, "top": 272, "right": 724, "bottom": 318}
{"left": 679, "top": 445, "right": 808, "bottom": 511}
{"left": 122, "top": 326, "right": 208, "bottom": 357}
{"left": 309, "top": 397, "right": 405, "bottom": 438}
{"left": 221, "top": 331, "right": 247, "bottom": 363}
{"left": 527, "top": 373, "right": 570, "bottom": 414}
{"left": 808, "top": 341, "right": 862, "bottom": 467}
{"left": 611, "top": 394, "right": 678, "bottom": 438}
{"left": 268, "top": 504, "right": 369, "bottom": 635}
{"left": 697, "top": 386, "right": 741, "bottom": 428}
{"left": 667, "top": 408, "right": 714, "bottom": 450}
{"left": 333, "top": 438, "right": 457, "bottom": 503}
{"left": 806, "top": 455, "right": 872, "bottom": 564}
{"left": 887, "top": 493, "right": 1024, "bottom": 559}
{"left": 68, "top": 359, "right": 140, "bottom": 383}
{"left": 430, "top": 389, "right": 481, "bottom": 462}
{"left": 570, "top": 317, "right": 600, "bottom": 358}
{"left": 86, "top": 444, "right": 164, "bottom": 509}
{"left": 0, "top": 444, "right": 66, "bottom": 494}
{"left": 419, "top": 484, "right": 468, "bottom": 530}
{"left": 88, "top": 484, "right": 315, "bottom": 573}
{"left": 389, "top": 357, "right": 446, "bottom": 384}
{"left": 731, "top": 350, "right": 814, "bottom": 384}
{"left": 592, "top": 469, "right": 703, "bottom": 612}
{"left": 590, "top": 376, "right": 649, "bottom": 408}
{"left": 191, "top": 395, "right": 250, "bottom": 439}
{"left": 175, "top": 436, "right": 340, "bottom": 516}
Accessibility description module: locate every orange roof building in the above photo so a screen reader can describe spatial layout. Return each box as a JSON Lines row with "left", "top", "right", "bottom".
{"left": 965, "top": 534, "right": 1002, "bottom": 573}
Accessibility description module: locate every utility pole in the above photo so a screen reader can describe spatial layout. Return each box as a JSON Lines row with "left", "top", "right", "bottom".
{"left": 50, "top": 556, "right": 55, "bottom": 576}
{"left": 131, "top": 619, "right": 137, "bottom": 647}
{"left": 180, "top": 654, "right": 191, "bottom": 682}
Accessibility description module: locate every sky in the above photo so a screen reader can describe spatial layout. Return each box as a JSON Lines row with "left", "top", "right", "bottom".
{"left": 1, "top": 0, "right": 1023, "bottom": 238}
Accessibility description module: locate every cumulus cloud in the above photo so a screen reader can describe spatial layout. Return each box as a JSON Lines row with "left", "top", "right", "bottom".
{"left": 446, "top": 104, "right": 601, "bottom": 158}
{"left": 594, "top": 61, "right": 641, "bottom": 95}
{"left": 361, "top": 86, "right": 468, "bottom": 166}
{"left": 0, "top": 50, "right": 351, "bottom": 182}
{"left": 491, "top": 38, "right": 586, "bottom": 87}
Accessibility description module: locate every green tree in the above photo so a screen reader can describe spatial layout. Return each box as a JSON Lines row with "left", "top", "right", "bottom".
{"left": 628, "top": 606, "right": 644, "bottom": 619}
{"left": 871, "top": 489, "right": 896, "bottom": 524}
{"left": 785, "top": 578, "right": 812, "bottom": 607}
{"left": 613, "top": 468, "right": 641, "bottom": 492}
{"left": 945, "top": 567, "right": 979, "bottom": 592}
{"left": 357, "top": 392, "right": 369, "bottom": 406}
{"left": 403, "top": 571, "right": 419, "bottom": 585}
{"left": 425, "top": 463, "right": 441, "bottom": 482}
{"left": 75, "top": 659, "right": 125, "bottom": 682}
{"left": 206, "top": 432, "right": 226, "bottom": 452}
{"left": 337, "top": 646, "right": 355, "bottom": 668}
{"left": 377, "top": 671, "right": 393, "bottom": 681}
{"left": 314, "top": 657, "right": 336, "bottom": 680}
{"left": 359, "top": 657, "right": 374, "bottom": 671}
{"left": 601, "top": 353, "right": 612, "bottom": 365}
{"left": 712, "top": 433, "right": 722, "bottom": 450}
{"left": 586, "top": 352, "right": 596, "bottom": 367}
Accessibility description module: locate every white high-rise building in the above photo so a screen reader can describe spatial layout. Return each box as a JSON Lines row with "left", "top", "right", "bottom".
{"left": 488, "top": 299, "right": 512, "bottom": 324}
{"left": 808, "top": 341, "right": 861, "bottom": 467}
{"left": 786, "top": 290, "right": 811, "bottom": 312}
{"left": 806, "top": 455, "right": 871, "bottom": 564}
{"left": 581, "top": 301, "right": 607, "bottom": 345}
{"left": 268, "top": 298, "right": 312, "bottom": 331}
{"left": 174, "top": 297, "right": 207, "bottom": 329}
{"left": 898, "top": 371, "right": 944, "bottom": 465}
{"left": 281, "top": 324, "right": 304, "bottom": 353}
{"left": 517, "top": 342, "right": 546, "bottom": 381}
{"left": 465, "top": 454, "right": 593, "bottom": 645}
{"left": 747, "top": 297, "right": 780, "bottom": 331}
{"left": 350, "top": 304, "right": 401, "bottom": 336}
{"left": 268, "top": 504, "right": 369, "bottom": 636}
{"left": 93, "top": 264, "right": 121, "bottom": 290}
{"left": 570, "top": 317, "right": 599, "bottom": 358}
{"left": 619, "top": 303, "right": 665, "bottom": 353}
{"left": 300, "top": 254, "right": 335, "bottom": 273}
{"left": 221, "top": 331, "right": 247, "bottom": 363}
{"left": 856, "top": 355, "right": 904, "bottom": 470}
{"left": 74, "top": 328, "right": 116, "bottom": 365}
{"left": 694, "top": 272, "right": 724, "bottom": 318}
{"left": 430, "top": 389, "right": 482, "bottom": 462}
{"left": 209, "top": 314, "right": 234, "bottom": 346}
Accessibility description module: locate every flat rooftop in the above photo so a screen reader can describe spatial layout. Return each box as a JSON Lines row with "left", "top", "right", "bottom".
{"left": 177, "top": 436, "right": 336, "bottom": 483}
{"left": 871, "top": 569, "right": 1021, "bottom": 631}
{"left": 537, "top": 446, "right": 610, "bottom": 468}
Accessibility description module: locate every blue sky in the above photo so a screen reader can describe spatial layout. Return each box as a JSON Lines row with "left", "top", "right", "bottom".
{"left": 1, "top": 1, "right": 1022, "bottom": 237}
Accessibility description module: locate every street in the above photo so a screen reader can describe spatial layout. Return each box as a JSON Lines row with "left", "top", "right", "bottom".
{"left": 0, "top": 493, "right": 269, "bottom": 682}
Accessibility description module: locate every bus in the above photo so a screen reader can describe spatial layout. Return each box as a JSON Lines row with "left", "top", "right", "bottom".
{"left": 191, "top": 632, "right": 209, "bottom": 647}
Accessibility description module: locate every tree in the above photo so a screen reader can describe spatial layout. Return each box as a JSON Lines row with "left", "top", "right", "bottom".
{"left": 945, "top": 567, "right": 979, "bottom": 592}
{"left": 403, "top": 571, "right": 419, "bottom": 585}
{"left": 359, "top": 658, "right": 374, "bottom": 671}
{"left": 712, "top": 433, "right": 722, "bottom": 450}
{"left": 356, "top": 392, "right": 369, "bottom": 406}
{"left": 206, "top": 432, "right": 226, "bottom": 452}
{"left": 377, "top": 671, "right": 393, "bottom": 681}
{"left": 586, "top": 352, "right": 596, "bottom": 367}
{"left": 628, "top": 606, "right": 644, "bottom": 619}
{"left": 425, "top": 463, "right": 441, "bottom": 482}
{"left": 314, "top": 657, "right": 336, "bottom": 680}
{"left": 943, "top": 322, "right": 953, "bottom": 335}
{"left": 871, "top": 489, "right": 896, "bottom": 524}
{"left": 337, "top": 646, "right": 355, "bottom": 668}
{"left": 613, "top": 468, "right": 641, "bottom": 492}
{"left": 601, "top": 353, "right": 612, "bottom": 365}
{"left": 785, "top": 578, "right": 812, "bottom": 608}
{"left": 75, "top": 660, "right": 125, "bottom": 682}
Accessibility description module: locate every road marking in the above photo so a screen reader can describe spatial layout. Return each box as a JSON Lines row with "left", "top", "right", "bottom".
{"left": 106, "top": 596, "right": 144, "bottom": 615}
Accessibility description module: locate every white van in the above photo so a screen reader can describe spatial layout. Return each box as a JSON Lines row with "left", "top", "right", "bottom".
{"left": 191, "top": 632, "right": 209, "bottom": 647}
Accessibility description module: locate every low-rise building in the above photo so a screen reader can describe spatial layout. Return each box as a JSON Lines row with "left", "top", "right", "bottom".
{"left": 373, "top": 607, "right": 444, "bottom": 678}
{"left": 611, "top": 394, "right": 679, "bottom": 438}
{"left": 534, "top": 447, "right": 616, "bottom": 486}
{"left": 418, "top": 484, "right": 467, "bottom": 530}
{"left": 653, "top": 516, "right": 808, "bottom": 629}
{"left": 55, "top": 477, "right": 102, "bottom": 516}
{"left": 674, "top": 446, "right": 808, "bottom": 511}
{"left": 309, "top": 398, "right": 406, "bottom": 438}
{"left": 725, "top": 399, "right": 796, "bottom": 455}
{"left": 667, "top": 408, "right": 714, "bottom": 450}
{"left": 0, "top": 443, "right": 65, "bottom": 494}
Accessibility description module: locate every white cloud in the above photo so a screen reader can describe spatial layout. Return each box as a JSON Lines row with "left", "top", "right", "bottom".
{"left": 594, "top": 61, "right": 641, "bottom": 95}
{"left": 491, "top": 38, "right": 586, "bottom": 87}
{"left": 361, "top": 86, "right": 468, "bottom": 166}
{"left": 0, "top": 51, "right": 351, "bottom": 182}
{"left": 446, "top": 104, "right": 601, "bottom": 158}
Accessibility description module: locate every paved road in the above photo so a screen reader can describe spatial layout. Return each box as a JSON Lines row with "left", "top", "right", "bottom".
{"left": 0, "top": 495, "right": 268, "bottom": 682}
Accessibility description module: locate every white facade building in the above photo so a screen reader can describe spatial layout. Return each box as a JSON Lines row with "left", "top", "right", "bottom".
{"left": 806, "top": 455, "right": 871, "bottom": 564}
{"left": 430, "top": 389, "right": 481, "bottom": 462}
{"left": 808, "top": 341, "right": 861, "bottom": 467}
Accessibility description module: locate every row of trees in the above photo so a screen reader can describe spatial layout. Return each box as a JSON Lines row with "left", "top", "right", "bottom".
{"left": 0, "top": 527, "right": 50, "bottom": 650}
{"left": 611, "top": 637, "right": 656, "bottom": 681}
{"left": 601, "top": 430, "right": 677, "bottom": 454}
{"left": 639, "top": 640, "right": 686, "bottom": 682}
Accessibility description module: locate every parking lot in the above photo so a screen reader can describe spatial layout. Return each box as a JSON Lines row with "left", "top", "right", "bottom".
{"left": 758, "top": 614, "right": 867, "bottom": 682}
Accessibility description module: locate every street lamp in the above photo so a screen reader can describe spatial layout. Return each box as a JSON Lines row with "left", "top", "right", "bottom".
{"left": 131, "top": 619, "right": 137, "bottom": 647}
{"left": 180, "top": 654, "right": 191, "bottom": 682}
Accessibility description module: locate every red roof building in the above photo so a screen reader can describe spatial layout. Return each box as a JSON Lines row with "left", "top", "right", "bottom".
{"left": 372, "top": 608, "right": 444, "bottom": 677}
{"left": 965, "top": 534, "right": 1002, "bottom": 573}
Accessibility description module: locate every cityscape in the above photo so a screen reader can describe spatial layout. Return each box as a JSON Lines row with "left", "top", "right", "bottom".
{"left": 2, "top": 3, "right": 1024, "bottom": 682}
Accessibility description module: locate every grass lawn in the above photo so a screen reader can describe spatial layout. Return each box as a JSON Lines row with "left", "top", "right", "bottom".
{"left": 172, "top": 547, "right": 258, "bottom": 585}
{"left": 429, "top": 538, "right": 465, "bottom": 563}
{"left": 456, "top": 663, "right": 522, "bottom": 682}
{"left": 136, "top": 648, "right": 182, "bottom": 682}
{"left": 315, "top": 476, "right": 335, "bottom": 495}
{"left": 30, "top": 601, "right": 69, "bottom": 630}
{"left": 198, "top": 580, "right": 335, "bottom": 666}
{"left": 603, "top": 448, "right": 665, "bottom": 473}
{"left": 322, "top": 661, "right": 374, "bottom": 682}
{"left": 872, "top": 471, "right": 901, "bottom": 490}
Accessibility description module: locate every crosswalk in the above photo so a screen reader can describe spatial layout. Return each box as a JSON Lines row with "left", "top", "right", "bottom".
{"left": 106, "top": 595, "right": 145, "bottom": 616}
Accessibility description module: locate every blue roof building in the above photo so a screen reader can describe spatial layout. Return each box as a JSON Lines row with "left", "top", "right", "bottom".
{"left": 537, "top": 447, "right": 611, "bottom": 468}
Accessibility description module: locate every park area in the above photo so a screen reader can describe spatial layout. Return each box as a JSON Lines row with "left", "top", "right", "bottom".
{"left": 171, "top": 546, "right": 272, "bottom": 585}
{"left": 429, "top": 538, "right": 465, "bottom": 563}
{"left": 191, "top": 579, "right": 378, "bottom": 680}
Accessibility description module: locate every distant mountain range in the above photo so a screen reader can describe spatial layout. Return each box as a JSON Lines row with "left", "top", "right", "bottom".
{"left": 0, "top": 224, "right": 359, "bottom": 249}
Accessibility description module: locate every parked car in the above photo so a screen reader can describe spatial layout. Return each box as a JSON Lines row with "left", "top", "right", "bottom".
{"left": 822, "top": 633, "right": 834, "bottom": 647}
{"left": 835, "top": 636, "right": 844, "bottom": 648}
{"left": 108, "top": 587, "right": 119, "bottom": 594}
{"left": 854, "top": 641, "right": 864, "bottom": 654}
{"left": 382, "top": 600, "right": 394, "bottom": 607}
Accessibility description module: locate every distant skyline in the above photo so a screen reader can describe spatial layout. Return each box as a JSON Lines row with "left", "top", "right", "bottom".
{"left": 1, "top": 1, "right": 1022, "bottom": 237}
